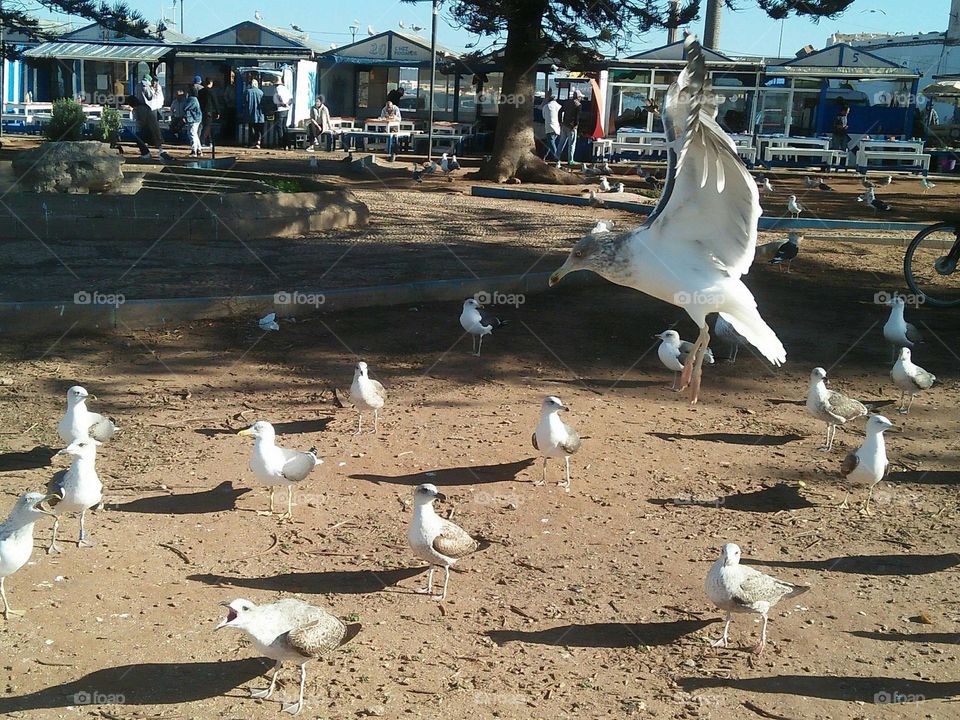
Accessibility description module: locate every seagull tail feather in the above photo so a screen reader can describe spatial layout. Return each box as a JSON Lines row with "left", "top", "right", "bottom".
{"left": 718, "top": 309, "right": 786, "bottom": 367}
{"left": 785, "top": 584, "right": 809, "bottom": 599}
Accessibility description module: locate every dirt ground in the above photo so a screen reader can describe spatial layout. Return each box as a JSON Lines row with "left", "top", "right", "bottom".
{"left": 1, "top": 185, "right": 959, "bottom": 720}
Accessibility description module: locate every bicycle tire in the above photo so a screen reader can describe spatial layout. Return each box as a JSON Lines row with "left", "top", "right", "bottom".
{"left": 904, "top": 222, "right": 960, "bottom": 308}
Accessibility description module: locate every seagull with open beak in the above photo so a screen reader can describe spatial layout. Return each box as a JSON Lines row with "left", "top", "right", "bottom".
{"left": 1, "top": 492, "right": 58, "bottom": 619}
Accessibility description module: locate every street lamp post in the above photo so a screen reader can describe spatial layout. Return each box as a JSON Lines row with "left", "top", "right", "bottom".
{"left": 349, "top": 21, "right": 360, "bottom": 44}
{"left": 426, "top": 0, "right": 439, "bottom": 162}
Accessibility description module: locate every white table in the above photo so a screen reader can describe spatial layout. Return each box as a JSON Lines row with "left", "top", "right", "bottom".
{"left": 856, "top": 140, "right": 930, "bottom": 174}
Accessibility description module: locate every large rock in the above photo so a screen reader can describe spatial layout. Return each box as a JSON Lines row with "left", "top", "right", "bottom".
{"left": 11, "top": 141, "right": 125, "bottom": 194}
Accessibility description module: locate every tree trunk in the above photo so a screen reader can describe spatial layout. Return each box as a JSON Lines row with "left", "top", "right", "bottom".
{"left": 477, "top": 4, "right": 580, "bottom": 185}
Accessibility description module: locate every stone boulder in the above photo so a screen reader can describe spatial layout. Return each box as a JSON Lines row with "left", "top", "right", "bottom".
{"left": 11, "top": 141, "right": 125, "bottom": 194}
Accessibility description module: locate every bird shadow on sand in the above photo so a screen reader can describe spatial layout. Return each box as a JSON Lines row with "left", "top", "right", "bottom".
{"left": 679, "top": 675, "right": 960, "bottom": 703}
{"left": 194, "top": 418, "right": 333, "bottom": 437}
{"left": 187, "top": 566, "right": 426, "bottom": 595}
{"left": 888, "top": 470, "right": 960, "bottom": 485}
{"left": 487, "top": 619, "right": 717, "bottom": 649}
{"left": 107, "top": 481, "right": 252, "bottom": 514}
{"left": 0, "top": 446, "right": 57, "bottom": 472}
{"left": 749, "top": 552, "right": 960, "bottom": 575}
{"left": 648, "top": 432, "right": 804, "bottom": 446}
{"left": 351, "top": 458, "right": 536, "bottom": 488}
{"left": 848, "top": 630, "right": 960, "bottom": 644}
{"left": 648, "top": 484, "right": 813, "bottom": 513}
{"left": 0, "top": 658, "right": 268, "bottom": 712}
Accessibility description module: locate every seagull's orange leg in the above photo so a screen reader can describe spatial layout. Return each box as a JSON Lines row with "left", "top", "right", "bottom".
{"left": 688, "top": 324, "right": 710, "bottom": 405}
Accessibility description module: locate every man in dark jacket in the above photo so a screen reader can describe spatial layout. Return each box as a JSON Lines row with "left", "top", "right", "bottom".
{"left": 558, "top": 89, "right": 583, "bottom": 165}
{"left": 198, "top": 78, "right": 220, "bottom": 148}
{"left": 243, "top": 79, "right": 265, "bottom": 149}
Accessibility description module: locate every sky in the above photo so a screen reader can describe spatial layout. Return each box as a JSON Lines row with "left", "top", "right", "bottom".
{"left": 34, "top": 0, "right": 954, "bottom": 59}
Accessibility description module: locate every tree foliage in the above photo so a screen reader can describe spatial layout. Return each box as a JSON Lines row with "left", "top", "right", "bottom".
{"left": 1, "top": 1, "right": 152, "bottom": 58}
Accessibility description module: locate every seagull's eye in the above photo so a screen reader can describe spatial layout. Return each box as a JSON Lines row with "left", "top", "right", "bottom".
{"left": 574, "top": 250, "right": 583, "bottom": 258}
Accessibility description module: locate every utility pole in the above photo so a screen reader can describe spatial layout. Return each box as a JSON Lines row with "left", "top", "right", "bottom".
{"left": 427, "top": 0, "right": 438, "bottom": 161}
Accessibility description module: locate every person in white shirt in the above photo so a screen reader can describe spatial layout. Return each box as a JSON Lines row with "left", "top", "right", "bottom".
{"left": 306, "top": 95, "right": 332, "bottom": 151}
{"left": 541, "top": 93, "right": 562, "bottom": 163}
{"left": 380, "top": 100, "right": 401, "bottom": 123}
{"left": 272, "top": 82, "right": 293, "bottom": 150}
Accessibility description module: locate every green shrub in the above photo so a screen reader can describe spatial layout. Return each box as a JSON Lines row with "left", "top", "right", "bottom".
{"left": 44, "top": 98, "right": 87, "bottom": 141}
{"left": 99, "top": 107, "right": 122, "bottom": 144}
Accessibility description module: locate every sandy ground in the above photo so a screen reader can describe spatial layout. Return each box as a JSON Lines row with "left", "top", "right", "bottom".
{"left": 1, "top": 205, "right": 959, "bottom": 719}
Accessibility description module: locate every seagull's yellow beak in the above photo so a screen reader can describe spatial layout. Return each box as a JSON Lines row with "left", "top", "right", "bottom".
{"left": 237, "top": 428, "right": 254, "bottom": 437}
{"left": 35, "top": 493, "right": 61, "bottom": 515}
{"left": 549, "top": 259, "right": 572, "bottom": 287}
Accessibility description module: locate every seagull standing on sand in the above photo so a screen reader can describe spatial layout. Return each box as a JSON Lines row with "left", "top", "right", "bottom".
{"left": 459, "top": 298, "right": 506, "bottom": 357}
{"left": 550, "top": 35, "right": 786, "bottom": 404}
{"left": 216, "top": 598, "right": 360, "bottom": 715}
{"left": 769, "top": 232, "right": 801, "bottom": 272}
{"left": 920, "top": 177, "right": 936, "bottom": 193}
{"left": 891, "top": 348, "right": 935, "bottom": 414}
{"left": 598, "top": 176, "right": 612, "bottom": 192}
{"left": 803, "top": 175, "right": 816, "bottom": 188}
{"left": 58, "top": 386, "right": 118, "bottom": 444}
{"left": 806, "top": 367, "right": 868, "bottom": 451}
{"left": 531, "top": 396, "right": 581, "bottom": 490}
{"left": 786, "top": 195, "right": 803, "bottom": 219}
{"left": 705, "top": 543, "right": 808, "bottom": 655}
{"left": 46, "top": 438, "right": 102, "bottom": 553}
{"left": 654, "top": 330, "right": 715, "bottom": 390}
{"left": 840, "top": 414, "right": 893, "bottom": 514}
{"left": 816, "top": 178, "right": 834, "bottom": 191}
{"left": 858, "top": 187, "right": 892, "bottom": 212}
{"left": 407, "top": 483, "right": 490, "bottom": 600}
{"left": 349, "top": 362, "right": 387, "bottom": 434}
{"left": 759, "top": 175, "right": 774, "bottom": 193}
{"left": 714, "top": 314, "right": 747, "bottom": 363}
{"left": 237, "top": 421, "right": 322, "bottom": 518}
{"left": 883, "top": 295, "right": 921, "bottom": 360}
{"left": 1, "top": 492, "right": 56, "bottom": 619}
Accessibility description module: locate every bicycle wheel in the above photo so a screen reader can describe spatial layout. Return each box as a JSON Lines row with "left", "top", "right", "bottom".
{"left": 904, "top": 222, "right": 960, "bottom": 308}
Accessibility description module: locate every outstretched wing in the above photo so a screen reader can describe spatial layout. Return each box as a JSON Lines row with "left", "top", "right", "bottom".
{"left": 642, "top": 34, "right": 760, "bottom": 278}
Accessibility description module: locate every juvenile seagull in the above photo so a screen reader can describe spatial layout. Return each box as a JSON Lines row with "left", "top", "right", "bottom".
{"left": 840, "top": 414, "right": 893, "bottom": 514}
{"left": 786, "top": 195, "right": 803, "bottom": 219}
{"left": 1, "top": 492, "right": 56, "bottom": 620}
{"left": 705, "top": 543, "right": 808, "bottom": 655}
{"left": 57, "top": 386, "right": 118, "bottom": 444}
{"left": 459, "top": 298, "right": 506, "bottom": 357}
{"left": 654, "top": 329, "right": 715, "bottom": 391}
{"left": 858, "top": 187, "right": 892, "bottom": 212}
{"left": 879, "top": 174, "right": 893, "bottom": 186}
{"left": 861, "top": 175, "right": 875, "bottom": 189}
{"left": 531, "top": 396, "right": 582, "bottom": 490}
{"left": 803, "top": 175, "right": 816, "bottom": 188}
{"left": 217, "top": 598, "right": 360, "bottom": 715}
{"left": 550, "top": 35, "right": 786, "bottom": 404}
{"left": 769, "top": 231, "right": 801, "bottom": 272}
{"left": 714, "top": 314, "right": 747, "bottom": 363}
{"left": 237, "top": 421, "right": 322, "bottom": 518}
{"left": 46, "top": 438, "right": 102, "bottom": 553}
{"left": 816, "top": 177, "right": 834, "bottom": 191}
{"left": 883, "top": 295, "right": 922, "bottom": 360}
{"left": 890, "top": 347, "right": 935, "bottom": 414}
{"left": 806, "top": 367, "right": 868, "bottom": 451}
{"left": 349, "top": 361, "right": 387, "bottom": 434}
{"left": 407, "top": 483, "right": 489, "bottom": 600}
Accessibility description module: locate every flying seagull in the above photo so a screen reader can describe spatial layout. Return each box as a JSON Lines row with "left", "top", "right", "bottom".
{"left": 58, "top": 385, "right": 118, "bottom": 444}
{"left": 549, "top": 35, "right": 786, "bottom": 404}
{"left": 705, "top": 543, "right": 808, "bottom": 655}
{"left": 890, "top": 347, "right": 935, "bottom": 415}
{"left": 531, "top": 396, "right": 581, "bottom": 491}
{"left": 217, "top": 598, "right": 360, "bottom": 715}
{"left": 1, "top": 492, "right": 57, "bottom": 619}
{"left": 349, "top": 361, "right": 387, "bottom": 434}
{"left": 654, "top": 330, "right": 715, "bottom": 391}
{"left": 237, "top": 421, "right": 322, "bottom": 518}
{"left": 806, "top": 367, "right": 868, "bottom": 451}
{"left": 840, "top": 414, "right": 893, "bottom": 514}
{"left": 459, "top": 298, "right": 506, "bottom": 357}
{"left": 407, "top": 483, "right": 490, "bottom": 600}
{"left": 46, "top": 438, "right": 102, "bottom": 553}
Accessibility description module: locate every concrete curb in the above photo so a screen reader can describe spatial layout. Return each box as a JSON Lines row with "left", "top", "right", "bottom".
{"left": 469, "top": 186, "right": 931, "bottom": 231}
{"left": 0, "top": 271, "right": 593, "bottom": 335}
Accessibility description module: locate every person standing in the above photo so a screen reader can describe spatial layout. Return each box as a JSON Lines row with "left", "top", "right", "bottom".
{"left": 831, "top": 105, "right": 851, "bottom": 152}
{"left": 184, "top": 87, "right": 203, "bottom": 157}
{"left": 558, "top": 89, "right": 583, "bottom": 166}
{"left": 198, "top": 78, "right": 220, "bottom": 148}
{"left": 541, "top": 92, "right": 562, "bottom": 164}
{"left": 220, "top": 70, "right": 237, "bottom": 143}
{"left": 169, "top": 88, "right": 187, "bottom": 143}
{"left": 272, "top": 81, "right": 293, "bottom": 150}
{"left": 133, "top": 74, "right": 172, "bottom": 161}
{"left": 243, "top": 78, "right": 265, "bottom": 149}
{"left": 305, "top": 95, "right": 332, "bottom": 152}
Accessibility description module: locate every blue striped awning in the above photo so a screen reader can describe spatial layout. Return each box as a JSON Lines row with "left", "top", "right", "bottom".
{"left": 25, "top": 41, "right": 173, "bottom": 63}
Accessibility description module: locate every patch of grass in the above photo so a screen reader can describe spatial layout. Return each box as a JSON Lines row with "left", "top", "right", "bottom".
{"left": 262, "top": 178, "right": 305, "bottom": 193}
